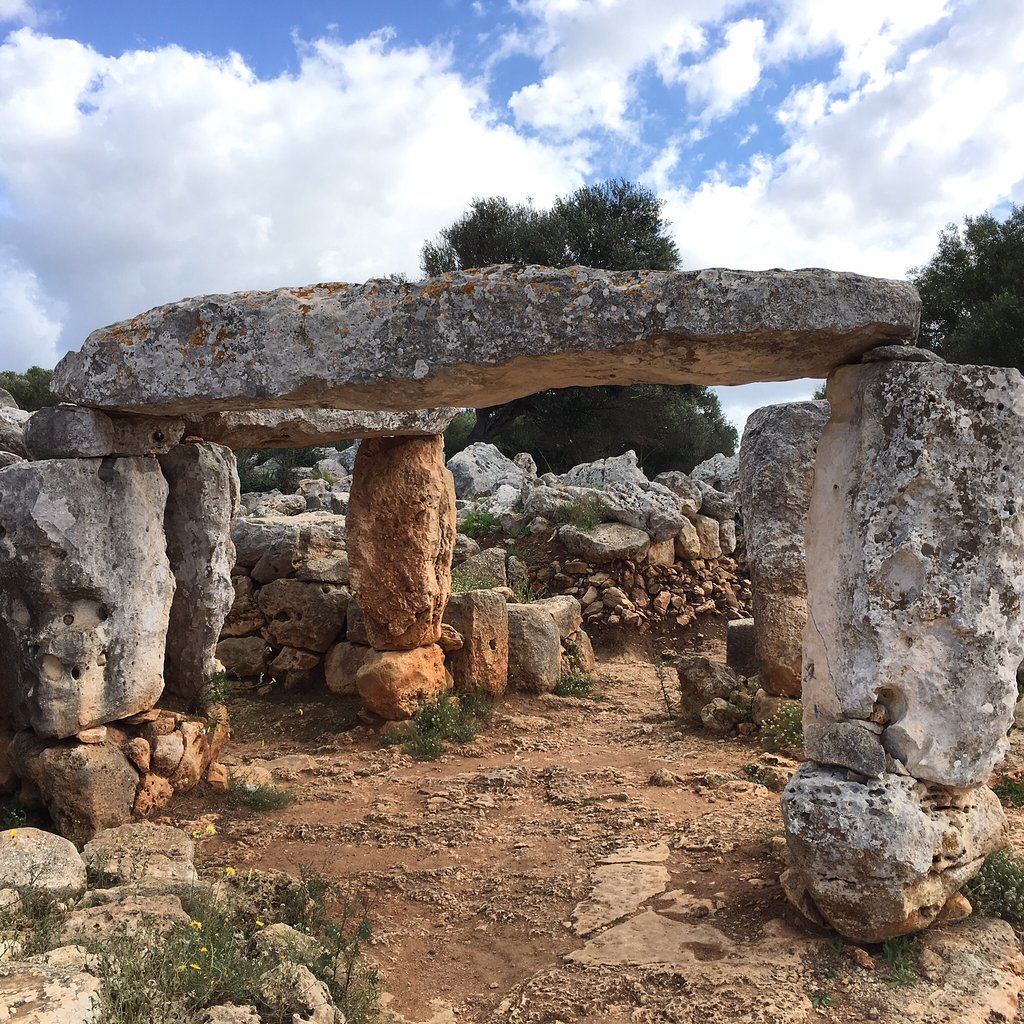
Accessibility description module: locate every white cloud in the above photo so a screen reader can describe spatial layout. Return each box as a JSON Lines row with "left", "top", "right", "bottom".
{"left": 0, "top": 0, "right": 39, "bottom": 26}
{"left": 0, "top": 29, "right": 587, "bottom": 368}
{"left": 679, "top": 17, "right": 766, "bottom": 119}
{"left": 0, "top": 250, "right": 62, "bottom": 370}
{"left": 659, "top": 0, "right": 1024, "bottom": 278}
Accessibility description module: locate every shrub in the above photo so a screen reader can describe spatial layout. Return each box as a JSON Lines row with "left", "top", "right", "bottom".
{"left": 760, "top": 703, "right": 805, "bottom": 757}
{"left": 461, "top": 510, "right": 503, "bottom": 539}
{"left": 550, "top": 495, "right": 606, "bottom": 531}
{"left": 553, "top": 672, "right": 593, "bottom": 697}
{"left": 383, "top": 693, "right": 493, "bottom": 761}
{"left": 451, "top": 565, "right": 500, "bottom": 593}
{"left": 966, "top": 849, "right": 1024, "bottom": 921}
{"left": 228, "top": 774, "right": 298, "bottom": 811}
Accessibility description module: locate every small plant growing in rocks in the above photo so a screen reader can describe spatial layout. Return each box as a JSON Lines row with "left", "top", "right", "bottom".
{"left": 881, "top": 936, "right": 918, "bottom": 988}
{"left": 550, "top": 495, "right": 606, "bottom": 531}
{"left": 227, "top": 773, "right": 298, "bottom": 811}
{"left": 553, "top": 672, "right": 593, "bottom": 697}
{"left": 460, "top": 510, "right": 503, "bottom": 539}
{"left": 966, "top": 849, "right": 1024, "bottom": 921}
{"left": 991, "top": 773, "right": 1024, "bottom": 807}
{"left": 451, "top": 565, "right": 500, "bottom": 593}
{"left": 760, "top": 702, "right": 805, "bottom": 757}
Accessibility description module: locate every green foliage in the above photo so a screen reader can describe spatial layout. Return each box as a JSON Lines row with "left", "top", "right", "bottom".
{"left": 89, "top": 870, "right": 384, "bottom": 1024}
{"left": 553, "top": 672, "right": 593, "bottom": 697}
{"left": 451, "top": 564, "right": 501, "bottom": 593}
{"left": 228, "top": 773, "right": 298, "bottom": 811}
{"left": 460, "top": 510, "right": 503, "bottom": 539}
{"left": 910, "top": 204, "right": 1024, "bottom": 373}
{"left": 421, "top": 181, "right": 736, "bottom": 476}
{"left": 0, "top": 366, "right": 55, "bottom": 411}
{"left": 235, "top": 444, "right": 350, "bottom": 494}
{"left": 966, "top": 849, "right": 1024, "bottom": 921}
{"left": 993, "top": 775, "right": 1024, "bottom": 806}
{"left": 0, "top": 887, "right": 67, "bottom": 958}
{"left": 760, "top": 703, "right": 805, "bottom": 757}
{"left": 809, "top": 992, "right": 835, "bottom": 1009}
{"left": 550, "top": 495, "right": 606, "bottom": 531}
{"left": 882, "top": 936, "right": 917, "bottom": 988}
{"left": 383, "top": 693, "right": 493, "bottom": 761}
{"left": 655, "top": 658, "right": 679, "bottom": 719}
{"left": 443, "top": 410, "right": 476, "bottom": 458}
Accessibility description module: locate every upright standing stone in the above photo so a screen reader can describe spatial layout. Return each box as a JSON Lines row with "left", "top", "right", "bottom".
{"left": 158, "top": 442, "right": 239, "bottom": 701}
{"left": 738, "top": 401, "right": 829, "bottom": 696}
{"left": 0, "top": 459, "right": 174, "bottom": 738}
{"left": 782, "top": 358, "right": 1024, "bottom": 942}
{"left": 442, "top": 590, "right": 509, "bottom": 696}
{"left": 347, "top": 435, "right": 456, "bottom": 651}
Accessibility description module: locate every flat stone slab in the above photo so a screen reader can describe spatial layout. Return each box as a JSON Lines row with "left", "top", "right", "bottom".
{"left": 52, "top": 266, "right": 920, "bottom": 415}
{"left": 184, "top": 407, "right": 457, "bottom": 449}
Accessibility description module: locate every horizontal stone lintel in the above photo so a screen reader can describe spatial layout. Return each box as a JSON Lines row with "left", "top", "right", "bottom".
{"left": 51, "top": 265, "right": 921, "bottom": 416}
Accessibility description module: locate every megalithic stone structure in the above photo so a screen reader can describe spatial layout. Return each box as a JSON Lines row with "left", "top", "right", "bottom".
{"left": 781, "top": 352, "right": 1024, "bottom": 942}
{"left": 738, "top": 400, "right": 830, "bottom": 696}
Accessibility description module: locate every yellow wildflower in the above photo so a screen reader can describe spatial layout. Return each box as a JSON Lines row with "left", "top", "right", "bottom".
{"left": 225, "top": 866, "right": 237, "bottom": 877}
{"left": 190, "top": 920, "right": 202, "bottom": 931}
{"left": 8, "top": 830, "right": 15, "bottom": 839}
{"left": 204, "top": 824, "right": 216, "bottom": 836}
{"left": 255, "top": 919, "right": 265, "bottom": 928}
{"left": 189, "top": 963, "right": 201, "bottom": 971}
{"left": 200, "top": 947, "right": 208, "bottom": 953}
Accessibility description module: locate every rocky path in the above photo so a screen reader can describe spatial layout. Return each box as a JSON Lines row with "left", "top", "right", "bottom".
{"left": 168, "top": 649, "right": 1024, "bottom": 1024}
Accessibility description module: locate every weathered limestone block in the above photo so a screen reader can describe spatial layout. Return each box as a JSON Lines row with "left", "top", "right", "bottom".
{"left": 8, "top": 732, "right": 139, "bottom": 839}
{"left": 0, "top": 961, "right": 101, "bottom": 1022}
{"left": 184, "top": 406, "right": 456, "bottom": 448}
{"left": 693, "top": 515, "right": 722, "bottom": 560}
{"left": 533, "top": 596, "right": 584, "bottom": 640}
{"left": 159, "top": 442, "right": 239, "bottom": 701}
{"left": 652, "top": 472, "right": 702, "bottom": 517}
{"left": 803, "top": 363, "right": 1024, "bottom": 787}
{"left": 0, "top": 827, "right": 87, "bottom": 898}
{"left": 507, "top": 604, "right": 561, "bottom": 693}
{"left": 739, "top": 400, "right": 829, "bottom": 697}
{"left": 781, "top": 763, "right": 1006, "bottom": 942}
{"left": 0, "top": 407, "right": 30, "bottom": 458}
{"left": 453, "top": 547, "right": 507, "bottom": 589}
{"left": 442, "top": 590, "right": 509, "bottom": 696}
{"left": 268, "top": 647, "right": 321, "bottom": 689}
{"left": 83, "top": 822, "right": 197, "bottom": 891}
{"left": 324, "top": 640, "right": 370, "bottom": 695}
{"left": 25, "top": 405, "right": 184, "bottom": 459}
{"left": 52, "top": 267, "right": 920, "bottom": 414}
{"left": 257, "top": 580, "right": 349, "bottom": 653}
{"left": 221, "top": 575, "right": 266, "bottom": 637}
{"left": 674, "top": 518, "right": 701, "bottom": 560}
{"left": 0, "top": 459, "right": 174, "bottom": 738}
{"left": 347, "top": 436, "right": 456, "bottom": 651}
{"left": 355, "top": 645, "right": 450, "bottom": 720}
{"left": 559, "top": 523, "right": 650, "bottom": 564}
{"left": 447, "top": 442, "right": 527, "bottom": 499}
{"left": 215, "top": 636, "right": 270, "bottom": 678}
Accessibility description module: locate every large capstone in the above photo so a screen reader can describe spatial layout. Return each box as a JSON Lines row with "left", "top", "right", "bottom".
{"left": 0, "top": 458, "right": 174, "bottom": 738}
{"left": 347, "top": 435, "right": 456, "bottom": 651}
{"left": 51, "top": 267, "right": 920, "bottom": 415}
{"left": 781, "top": 763, "right": 1006, "bottom": 943}
{"left": 803, "top": 361, "right": 1024, "bottom": 788}
{"left": 738, "top": 400, "right": 829, "bottom": 696}
{"left": 159, "top": 442, "right": 239, "bottom": 701}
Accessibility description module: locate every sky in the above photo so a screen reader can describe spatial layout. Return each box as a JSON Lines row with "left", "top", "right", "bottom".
{"left": 0, "top": 0, "right": 1022, "bottom": 430}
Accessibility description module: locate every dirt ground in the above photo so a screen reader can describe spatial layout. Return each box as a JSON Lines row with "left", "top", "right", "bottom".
{"left": 166, "top": 629, "right": 1024, "bottom": 1024}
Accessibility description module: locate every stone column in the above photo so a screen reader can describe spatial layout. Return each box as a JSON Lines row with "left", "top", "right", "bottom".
{"left": 159, "top": 441, "right": 240, "bottom": 702}
{"left": 738, "top": 400, "right": 829, "bottom": 695}
{"left": 346, "top": 434, "right": 456, "bottom": 719}
{"left": 781, "top": 354, "right": 1024, "bottom": 942}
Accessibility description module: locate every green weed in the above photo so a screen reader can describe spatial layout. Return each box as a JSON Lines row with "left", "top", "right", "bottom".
{"left": 809, "top": 992, "right": 835, "bottom": 1009}
{"left": 882, "top": 936, "right": 917, "bottom": 988}
{"left": 553, "top": 672, "right": 594, "bottom": 697}
{"left": 460, "top": 510, "right": 503, "bottom": 539}
{"left": 550, "top": 495, "right": 606, "bottom": 531}
{"left": 383, "top": 693, "right": 493, "bottom": 761}
{"left": 227, "top": 774, "right": 298, "bottom": 811}
{"left": 966, "top": 848, "right": 1024, "bottom": 921}
{"left": 760, "top": 703, "right": 805, "bottom": 756}
{"left": 992, "top": 776, "right": 1024, "bottom": 806}
{"left": 451, "top": 565, "right": 501, "bottom": 593}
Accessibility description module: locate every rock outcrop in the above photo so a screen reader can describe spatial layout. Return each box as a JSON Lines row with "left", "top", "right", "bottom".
{"left": 738, "top": 400, "right": 829, "bottom": 696}
{"left": 0, "top": 458, "right": 174, "bottom": 738}
{"left": 51, "top": 267, "right": 920, "bottom": 414}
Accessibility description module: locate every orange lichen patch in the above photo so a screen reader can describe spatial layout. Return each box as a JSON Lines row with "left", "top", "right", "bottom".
{"left": 420, "top": 279, "right": 453, "bottom": 301}
{"left": 460, "top": 282, "right": 475, "bottom": 295}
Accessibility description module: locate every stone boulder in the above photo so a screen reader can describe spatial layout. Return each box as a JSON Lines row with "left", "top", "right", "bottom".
{"left": 675, "top": 656, "right": 749, "bottom": 730}
{"left": 651, "top": 472, "right": 702, "bottom": 517}
{"left": 0, "top": 458, "right": 174, "bottom": 738}
{"left": 782, "top": 763, "right": 1006, "bottom": 942}
{"left": 51, "top": 267, "right": 920, "bottom": 415}
{"left": 0, "top": 827, "right": 87, "bottom": 899}
{"left": 690, "top": 452, "right": 739, "bottom": 493}
{"left": 559, "top": 523, "right": 650, "bottom": 564}
{"left": 347, "top": 436, "right": 456, "bottom": 650}
{"left": 452, "top": 547, "right": 508, "bottom": 589}
{"left": 0, "top": 407, "right": 30, "bottom": 459}
{"left": 215, "top": 636, "right": 270, "bottom": 678}
{"left": 738, "top": 400, "right": 829, "bottom": 697}
{"left": 560, "top": 450, "right": 648, "bottom": 490}
{"left": 447, "top": 443, "right": 526, "bottom": 499}
{"left": 442, "top": 590, "right": 509, "bottom": 696}
{"left": 355, "top": 645, "right": 450, "bottom": 720}
{"left": 159, "top": 441, "right": 239, "bottom": 701}
{"left": 0, "top": 961, "right": 101, "bottom": 1022}
{"left": 257, "top": 580, "right": 349, "bottom": 653}
{"left": 324, "top": 640, "right": 370, "bottom": 696}
{"left": 25, "top": 405, "right": 185, "bottom": 459}
{"left": 506, "top": 605, "right": 561, "bottom": 693}
{"left": 82, "top": 822, "right": 197, "bottom": 891}
{"left": 803, "top": 362, "right": 1024, "bottom": 788}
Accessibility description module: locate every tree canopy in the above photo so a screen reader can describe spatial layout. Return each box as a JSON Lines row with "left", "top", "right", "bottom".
{"left": 910, "top": 204, "right": 1024, "bottom": 374}
{"left": 423, "top": 180, "right": 735, "bottom": 474}
{"left": 0, "top": 366, "right": 55, "bottom": 411}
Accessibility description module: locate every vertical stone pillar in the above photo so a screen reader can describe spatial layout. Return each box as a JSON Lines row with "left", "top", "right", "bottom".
{"left": 346, "top": 434, "right": 456, "bottom": 719}
{"left": 781, "top": 354, "right": 1024, "bottom": 941}
{"left": 158, "top": 441, "right": 240, "bottom": 702}
{"left": 738, "top": 400, "right": 829, "bottom": 695}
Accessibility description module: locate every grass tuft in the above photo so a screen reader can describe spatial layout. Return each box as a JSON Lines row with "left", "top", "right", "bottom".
{"left": 966, "top": 848, "right": 1024, "bottom": 921}
{"left": 381, "top": 692, "right": 493, "bottom": 761}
